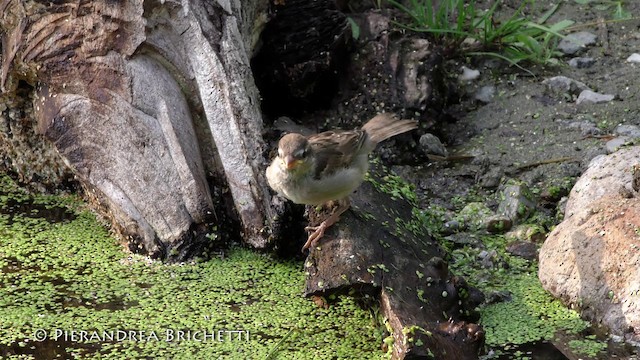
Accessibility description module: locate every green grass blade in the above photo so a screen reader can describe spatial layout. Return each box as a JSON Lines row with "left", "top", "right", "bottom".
{"left": 537, "top": 3, "right": 560, "bottom": 24}
{"left": 526, "top": 21, "right": 570, "bottom": 39}
{"left": 549, "top": 19, "right": 575, "bottom": 32}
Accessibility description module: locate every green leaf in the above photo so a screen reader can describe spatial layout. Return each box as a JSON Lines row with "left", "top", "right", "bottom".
{"left": 346, "top": 17, "right": 360, "bottom": 40}
{"left": 573, "top": 0, "right": 593, "bottom": 4}
{"left": 613, "top": 3, "right": 632, "bottom": 20}
{"left": 549, "top": 19, "right": 575, "bottom": 33}
{"left": 537, "top": 3, "right": 560, "bottom": 24}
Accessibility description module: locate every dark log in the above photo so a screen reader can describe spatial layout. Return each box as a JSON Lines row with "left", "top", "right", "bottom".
{"left": 304, "top": 167, "right": 485, "bottom": 359}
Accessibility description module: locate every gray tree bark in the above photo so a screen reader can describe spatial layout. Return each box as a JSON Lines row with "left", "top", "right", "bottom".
{"left": 0, "top": 0, "right": 274, "bottom": 258}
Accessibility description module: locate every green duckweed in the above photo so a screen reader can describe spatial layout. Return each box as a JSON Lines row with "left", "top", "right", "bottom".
{"left": 0, "top": 175, "right": 380, "bottom": 359}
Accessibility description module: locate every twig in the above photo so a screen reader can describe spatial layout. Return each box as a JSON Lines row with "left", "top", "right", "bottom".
{"left": 427, "top": 154, "right": 475, "bottom": 162}
{"left": 515, "top": 157, "right": 578, "bottom": 171}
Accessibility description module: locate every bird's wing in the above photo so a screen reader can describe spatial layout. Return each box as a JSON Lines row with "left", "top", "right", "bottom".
{"left": 308, "top": 129, "right": 367, "bottom": 179}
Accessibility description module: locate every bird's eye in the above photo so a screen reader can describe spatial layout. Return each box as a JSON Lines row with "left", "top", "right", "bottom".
{"left": 294, "top": 148, "right": 307, "bottom": 158}
{"left": 277, "top": 149, "right": 283, "bottom": 158}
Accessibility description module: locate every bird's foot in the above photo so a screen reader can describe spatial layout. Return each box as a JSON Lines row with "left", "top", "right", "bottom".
{"left": 302, "top": 222, "right": 328, "bottom": 252}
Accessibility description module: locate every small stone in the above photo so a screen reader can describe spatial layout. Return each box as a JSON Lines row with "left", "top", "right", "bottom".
{"left": 614, "top": 124, "right": 640, "bottom": 139}
{"left": 542, "top": 76, "right": 590, "bottom": 96}
{"left": 479, "top": 167, "right": 503, "bottom": 189}
{"left": 506, "top": 241, "right": 538, "bottom": 261}
{"left": 459, "top": 66, "right": 480, "bottom": 81}
{"left": 568, "top": 57, "right": 595, "bottom": 68}
{"left": 626, "top": 53, "right": 640, "bottom": 63}
{"left": 605, "top": 137, "right": 630, "bottom": 153}
{"left": 442, "top": 220, "right": 462, "bottom": 235}
{"left": 458, "top": 202, "right": 493, "bottom": 232}
{"left": 576, "top": 90, "right": 615, "bottom": 105}
{"left": 558, "top": 31, "right": 597, "bottom": 55}
{"left": 474, "top": 85, "right": 495, "bottom": 103}
{"left": 419, "top": 133, "right": 448, "bottom": 157}
{"left": 478, "top": 249, "right": 503, "bottom": 269}
{"left": 567, "top": 120, "right": 603, "bottom": 136}
{"left": 444, "top": 233, "right": 480, "bottom": 246}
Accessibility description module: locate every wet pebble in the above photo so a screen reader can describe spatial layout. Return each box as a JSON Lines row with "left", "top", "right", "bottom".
{"left": 558, "top": 31, "right": 597, "bottom": 55}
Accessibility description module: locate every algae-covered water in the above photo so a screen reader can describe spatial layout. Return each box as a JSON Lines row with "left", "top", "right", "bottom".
{"left": 0, "top": 175, "right": 380, "bottom": 359}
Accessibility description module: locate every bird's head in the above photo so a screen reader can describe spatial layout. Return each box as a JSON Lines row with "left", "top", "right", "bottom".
{"left": 277, "top": 133, "right": 312, "bottom": 173}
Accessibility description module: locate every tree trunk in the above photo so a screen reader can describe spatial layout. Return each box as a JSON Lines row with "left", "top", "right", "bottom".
{"left": 1, "top": 0, "right": 274, "bottom": 259}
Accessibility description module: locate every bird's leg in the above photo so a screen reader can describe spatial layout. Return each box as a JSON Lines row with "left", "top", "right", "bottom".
{"left": 302, "top": 198, "right": 350, "bottom": 251}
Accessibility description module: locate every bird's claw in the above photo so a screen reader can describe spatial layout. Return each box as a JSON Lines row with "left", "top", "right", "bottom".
{"left": 302, "top": 222, "right": 328, "bottom": 252}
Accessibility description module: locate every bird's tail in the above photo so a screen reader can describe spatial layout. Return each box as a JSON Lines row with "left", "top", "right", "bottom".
{"left": 361, "top": 113, "right": 418, "bottom": 144}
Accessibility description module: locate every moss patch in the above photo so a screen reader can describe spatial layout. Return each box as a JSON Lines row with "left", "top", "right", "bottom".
{"left": 0, "top": 175, "right": 380, "bottom": 359}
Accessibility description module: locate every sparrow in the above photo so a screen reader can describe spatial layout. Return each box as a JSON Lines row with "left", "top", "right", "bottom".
{"left": 266, "top": 113, "right": 418, "bottom": 251}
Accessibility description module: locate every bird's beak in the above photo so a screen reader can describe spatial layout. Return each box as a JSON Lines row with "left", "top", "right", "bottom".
{"left": 284, "top": 156, "right": 298, "bottom": 170}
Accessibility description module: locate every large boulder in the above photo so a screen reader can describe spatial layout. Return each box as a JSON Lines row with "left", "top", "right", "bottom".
{"left": 539, "top": 146, "right": 640, "bottom": 340}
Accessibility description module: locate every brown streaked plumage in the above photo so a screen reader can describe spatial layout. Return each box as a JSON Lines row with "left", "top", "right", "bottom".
{"left": 266, "top": 113, "right": 418, "bottom": 251}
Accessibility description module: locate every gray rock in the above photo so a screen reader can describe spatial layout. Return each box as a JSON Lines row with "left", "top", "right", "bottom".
{"left": 475, "top": 85, "right": 496, "bottom": 103}
{"left": 568, "top": 57, "right": 595, "bottom": 68}
{"left": 558, "top": 31, "right": 597, "bottom": 55}
{"left": 497, "top": 182, "right": 537, "bottom": 223}
{"left": 543, "top": 76, "right": 590, "bottom": 96}
{"left": 576, "top": 90, "right": 615, "bottom": 105}
{"left": 459, "top": 66, "right": 480, "bottom": 81}
{"left": 614, "top": 124, "right": 640, "bottom": 139}
{"left": 626, "top": 53, "right": 640, "bottom": 63}
{"left": 605, "top": 136, "right": 630, "bottom": 153}
{"left": 419, "top": 133, "right": 448, "bottom": 157}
